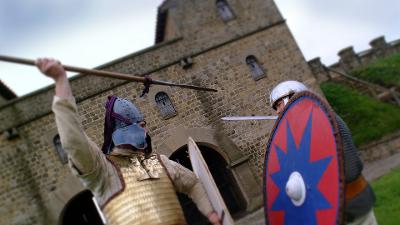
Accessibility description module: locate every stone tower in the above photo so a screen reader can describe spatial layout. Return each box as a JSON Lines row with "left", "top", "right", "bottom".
{"left": 0, "top": 0, "right": 318, "bottom": 224}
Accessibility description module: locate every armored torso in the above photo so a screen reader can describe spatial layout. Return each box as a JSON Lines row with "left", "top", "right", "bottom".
{"left": 102, "top": 153, "right": 186, "bottom": 225}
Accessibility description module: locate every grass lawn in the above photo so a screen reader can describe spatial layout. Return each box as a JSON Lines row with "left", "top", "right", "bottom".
{"left": 320, "top": 81, "right": 400, "bottom": 146}
{"left": 351, "top": 53, "right": 400, "bottom": 88}
{"left": 371, "top": 166, "right": 400, "bottom": 225}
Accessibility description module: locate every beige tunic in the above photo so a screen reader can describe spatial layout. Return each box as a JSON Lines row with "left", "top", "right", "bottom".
{"left": 52, "top": 97, "right": 213, "bottom": 219}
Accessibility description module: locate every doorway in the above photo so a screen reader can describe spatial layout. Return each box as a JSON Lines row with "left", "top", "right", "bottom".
{"left": 58, "top": 190, "right": 104, "bottom": 225}
{"left": 170, "top": 144, "right": 246, "bottom": 225}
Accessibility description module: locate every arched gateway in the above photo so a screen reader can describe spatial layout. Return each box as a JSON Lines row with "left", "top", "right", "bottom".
{"left": 170, "top": 144, "right": 246, "bottom": 224}
{"left": 159, "top": 127, "right": 263, "bottom": 221}
{"left": 58, "top": 190, "right": 104, "bottom": 225}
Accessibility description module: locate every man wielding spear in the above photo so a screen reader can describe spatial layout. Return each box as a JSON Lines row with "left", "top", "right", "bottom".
{"left": 35, "top": 58, "right": 222, "bottom": 225}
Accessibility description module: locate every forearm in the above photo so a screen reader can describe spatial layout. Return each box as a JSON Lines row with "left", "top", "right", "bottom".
{"left": 160, "top": 156, "right": 214, "bottom": 216}
{"left": 54, "top": 74, "right": 73, "bottom": 99}
{"left": 189, "top": 181, "right": 214, "bottom": 216}
{"left": 189, "top": 179, "right": 221, "bottom": 225}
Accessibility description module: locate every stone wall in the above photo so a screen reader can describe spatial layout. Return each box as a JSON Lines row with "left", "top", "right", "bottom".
{"left": 0, "top": 0, "right": 319, "bottom": 224}
{"left": 0, "top": 134, "right": 45, "bottom": 225}
{"left": 158, "top": 0, "right": 283, "bottom": 45}
{"left": 0, "top": 97, "right": 6, "bottom": 105}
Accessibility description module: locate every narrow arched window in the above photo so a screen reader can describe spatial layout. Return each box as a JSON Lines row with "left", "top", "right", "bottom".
{"left": 246, "top": 55, "right": 266, "bottom": 80}
{"left": 216, "top": 0, "right": 235, "bottom": 22}
{"left": 53, "top": 134, "right": 68, "bottom": 164}
{"left": 155, "top": 92, "right": 177, "bottom": 119}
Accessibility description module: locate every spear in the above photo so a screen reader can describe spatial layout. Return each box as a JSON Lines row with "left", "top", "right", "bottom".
{"left": 0, "top": 55, "right": 218, "bottom": 93}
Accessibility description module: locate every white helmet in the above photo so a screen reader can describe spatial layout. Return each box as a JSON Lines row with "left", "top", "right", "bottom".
{"left": 269, "top": 80, "right": 308, "bottom": 109}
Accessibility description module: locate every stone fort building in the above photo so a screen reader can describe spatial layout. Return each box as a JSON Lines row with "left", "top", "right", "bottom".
{"left": 0, "top": 0, "right": 320, "bottom": 224}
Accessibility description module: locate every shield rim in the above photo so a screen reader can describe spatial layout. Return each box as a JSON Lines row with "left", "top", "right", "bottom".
{"left": 263, "top": 90, "right": 345, "bottom": 225}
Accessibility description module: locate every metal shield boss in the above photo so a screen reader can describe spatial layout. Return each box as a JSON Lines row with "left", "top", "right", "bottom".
{"left": 263, "top": 91, "right": 345, "bottom": 225}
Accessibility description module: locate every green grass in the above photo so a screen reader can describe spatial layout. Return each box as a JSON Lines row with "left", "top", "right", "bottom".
{"left": 371, "top": 166, "right": 400, "bottom": 225}
{"left": 351, "top": 53, "right": 400, "bottom": 88}
{"left": 320, "top": 81, "right": 400, "bottom": 146}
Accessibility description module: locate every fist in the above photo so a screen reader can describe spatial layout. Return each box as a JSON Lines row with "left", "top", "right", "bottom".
{"left": 35, "top": 58, "right": 66, "bottom": 81}
{"left": 208, "top": 211, "right": 222, "bottom": 225}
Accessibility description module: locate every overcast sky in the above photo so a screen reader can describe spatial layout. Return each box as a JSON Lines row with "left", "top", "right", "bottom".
{"left": 0, "top": 0, "right": 399, "bottom": 96}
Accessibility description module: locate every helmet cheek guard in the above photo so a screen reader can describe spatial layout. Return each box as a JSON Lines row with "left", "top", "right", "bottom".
{"left": 102, "top": 96, "right": 148, "bottom": 154}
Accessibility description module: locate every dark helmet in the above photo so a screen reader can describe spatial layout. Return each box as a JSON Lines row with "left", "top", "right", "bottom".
{"left": 102, "top": 96, "right": 147, "bottom": 154}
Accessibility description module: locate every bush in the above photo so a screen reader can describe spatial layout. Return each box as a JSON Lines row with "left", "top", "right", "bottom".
{"left": 351, "top": 53, "right": 400, "bottom": 88}
{"left": 320, "top": 81, "right": 400, "bottom": 146}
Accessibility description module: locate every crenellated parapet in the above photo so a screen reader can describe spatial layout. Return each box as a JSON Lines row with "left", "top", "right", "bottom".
{"left": 308, "top": 35, "right": 400, "bottom": 106}
{"left": 335, "top": 36, "right": 400, "bottom": 72}
{"left": 309, "top": 35, "right": 400, "bottom": 82}
{"left": 307, "top": 57, "right": 330, "bottom": 83}
{"left": 337, "top": 46, "right": 362, "bottom": 71}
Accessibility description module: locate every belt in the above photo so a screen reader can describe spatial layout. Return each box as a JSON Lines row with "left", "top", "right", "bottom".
{"left": 345, "top": 175, "right": 368, "bottom": 201}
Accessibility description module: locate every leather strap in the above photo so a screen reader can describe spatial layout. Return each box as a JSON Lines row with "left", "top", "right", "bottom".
{"left": 345, "top": 175, "right": 368, "bottom": 201}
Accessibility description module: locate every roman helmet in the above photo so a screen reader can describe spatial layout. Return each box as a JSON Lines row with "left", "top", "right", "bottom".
{"left": 102, "top": 96, "right": 149, "bottom": 154}
{"left": 269, "top": 80, "right": 308, "bottom": 110}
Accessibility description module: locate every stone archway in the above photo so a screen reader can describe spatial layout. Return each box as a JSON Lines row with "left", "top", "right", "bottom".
{"left": 170, "top": 144, "right": 246, "bottom": 224}
{"left": 158, "top": 127, "right": 263, "bottom": 212}
{"left": 58, "top": 190, "right": 104, "bottom": 225}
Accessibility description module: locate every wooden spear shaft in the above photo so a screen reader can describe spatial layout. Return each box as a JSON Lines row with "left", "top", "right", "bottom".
{"left": 0, "top": 55, "right": 218, "bottom": 92}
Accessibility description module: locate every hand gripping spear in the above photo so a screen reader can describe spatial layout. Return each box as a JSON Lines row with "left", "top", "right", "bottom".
{"left": 0, "top": 55, "right": 218, "bottom": 96}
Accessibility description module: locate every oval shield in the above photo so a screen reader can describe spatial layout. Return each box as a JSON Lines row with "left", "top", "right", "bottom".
{"left": 263, "top": 91, "right": 345, "bottom": 225}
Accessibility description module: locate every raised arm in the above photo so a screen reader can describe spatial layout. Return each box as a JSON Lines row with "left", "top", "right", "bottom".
{"left": 36, "top": 58, "right": 101, "bottom": 174}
